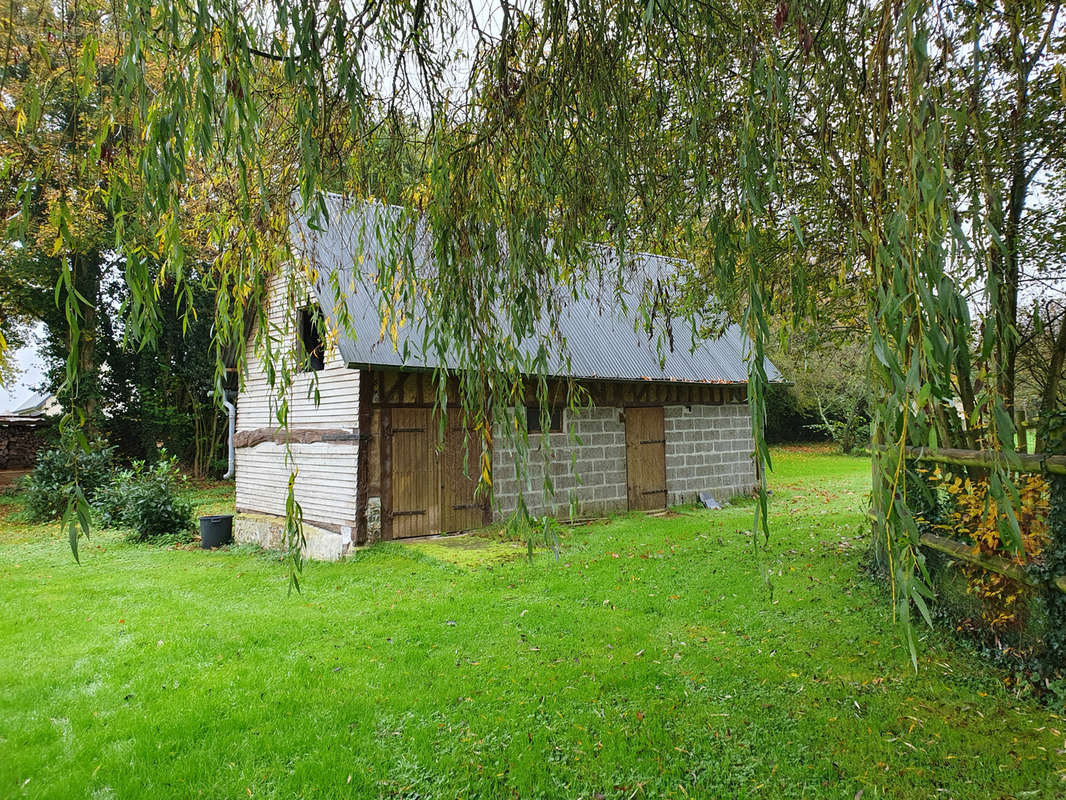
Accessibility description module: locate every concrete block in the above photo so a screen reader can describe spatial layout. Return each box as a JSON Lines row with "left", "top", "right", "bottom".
{"left": 549, "top": 459, "right": 570, "bottom": 477}
{"left": 593, "top": 484, "right": 618, "bottom": 501}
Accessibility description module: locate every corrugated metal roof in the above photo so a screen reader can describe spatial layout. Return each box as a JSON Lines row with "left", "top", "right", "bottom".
{"left": 291, "top": 196, "right": 781, "bottom": 385}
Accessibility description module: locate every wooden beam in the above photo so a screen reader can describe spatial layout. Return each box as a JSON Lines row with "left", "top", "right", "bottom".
{"left": 385, "top": 371, "right": 409, "bottom": 404}
{"left": 381, "top": 407, "right": 393, "bottom": 541}
{"left": 898, "top": 445, "right": 1066, "bottom": 476}
{"left": 233, "top": 428, "right": 363, "bottom": 448}
{"left": 919, "top": 532, "right": 1039, "bottom": 587}
{"left": 355, "top": 371, "right": 372, "bottom": 545}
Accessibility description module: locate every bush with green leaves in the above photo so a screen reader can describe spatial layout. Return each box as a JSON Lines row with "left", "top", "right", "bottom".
{"left": 22, "top": 441, "right": 115, "bottom": 522}
{"left": 92, "top": 457, "right": 195, "bottom": 542}
{"left": 91, "top": 467, "right": 136, "bottom": 528}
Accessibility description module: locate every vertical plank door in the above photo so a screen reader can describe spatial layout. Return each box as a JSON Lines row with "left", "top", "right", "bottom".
{"left": 390, "top": 407, "right": 440, "bottom": 538}
{"left": 441, "top": 408, "right": 486, "bottom": 532}
{"left": 625, "top": 406, "right": 667, "bottom": 510}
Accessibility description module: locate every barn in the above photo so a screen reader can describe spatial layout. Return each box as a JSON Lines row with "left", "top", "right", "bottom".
{"left": 232, "top": 198, "right": 781, "bottom": 559}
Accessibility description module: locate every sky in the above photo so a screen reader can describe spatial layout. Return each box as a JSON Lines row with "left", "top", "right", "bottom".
{"left": 0, "top": 326, "right": 47, "bottom": 413}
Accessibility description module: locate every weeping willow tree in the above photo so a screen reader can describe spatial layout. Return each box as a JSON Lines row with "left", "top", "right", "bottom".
{"left": 4, "top": 0, "right": 1064, "bottom": 658}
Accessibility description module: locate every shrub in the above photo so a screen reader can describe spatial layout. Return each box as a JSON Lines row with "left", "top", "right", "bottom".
{"left": 92, "top": 457, "right": 196, "bottom": 542}
{"left": 125, "top": 460, "right": 196, "bottom": 542}
{"left": 22, "top": 441, "right": 115, "bottom": 521}
{"left": 806, "top": 416, "right": 871, "bottom": 454}
{"left": 91, "top": 467, "right": 136, "bottom": 528}
{"left": 764, "top": 383, "right": 825, "bottom": 444}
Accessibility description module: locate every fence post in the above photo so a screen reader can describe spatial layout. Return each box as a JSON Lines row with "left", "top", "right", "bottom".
{"left": 1039, "top": 411, "right": 1066, "bottom": 668}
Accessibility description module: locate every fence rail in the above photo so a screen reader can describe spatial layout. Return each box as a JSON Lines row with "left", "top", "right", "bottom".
{"left": 918, "top": 532, "right": 1039, "bottom": 587}
{"left": 898, "top": 445, "right": 1066, "bottom": 476}
{"left": 876, "top": 445, "right": 1066, "bottom": 594}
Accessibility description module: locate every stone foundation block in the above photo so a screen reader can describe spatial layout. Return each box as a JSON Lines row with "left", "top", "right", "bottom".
{"left": 234, "top": 513, "right": 350, "bottom": 561}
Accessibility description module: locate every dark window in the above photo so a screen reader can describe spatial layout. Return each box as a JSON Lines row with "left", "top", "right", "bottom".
{"left": 297, "top": 306, "right": 325, "bottom": 372}
{"left": 526, "top": 406, "right": 563, "bottom": 433}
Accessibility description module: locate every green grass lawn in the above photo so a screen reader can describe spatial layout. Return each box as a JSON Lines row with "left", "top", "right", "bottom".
{"left": 1, "top": 447, "right": 1063, "bottom": 799}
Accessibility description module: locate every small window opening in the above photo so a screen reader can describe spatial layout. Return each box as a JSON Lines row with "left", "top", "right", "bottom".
{"left": 526, "top": 406, "right": 563, "bottom": 433}
{"left": 297, "top": 306, "right": 325, "bottom": 372}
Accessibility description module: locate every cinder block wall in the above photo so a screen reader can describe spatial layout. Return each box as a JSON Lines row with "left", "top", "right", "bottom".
{"left": 493, "top": 402, "right": 757, "bottom": 519}
{"left": 664, "top": 403, "right": 755, "bottom": 505}
{"left": 492, "top": 406, "right": 628, "bottom": 519}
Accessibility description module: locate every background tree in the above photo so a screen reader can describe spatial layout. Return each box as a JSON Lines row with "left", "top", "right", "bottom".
{"left": 34, "top": 265, "right": 228, "bottom": 475}
{"left": 0, "top": 0, "right": 315, "bottom": 475}
{"left": 1016, "top": 300, "right": 1066, "bottom": 421}
{"left": 944, "top": 1, "right": 1066, "bottom": 420}
{"left": 0, "top": 0, "right": 132, "bottom": 427}
{"left": 770, "top": 335, "right": 871, "bottom": 452}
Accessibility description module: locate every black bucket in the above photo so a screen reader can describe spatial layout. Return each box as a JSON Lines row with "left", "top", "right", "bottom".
{"left": 200, "top": 514, "right": 234, "bottom": 549}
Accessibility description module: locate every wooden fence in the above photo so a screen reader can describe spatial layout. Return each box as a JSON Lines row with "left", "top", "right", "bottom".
{"left": 885, "top": 445, "right": 1066, "bottom": 594}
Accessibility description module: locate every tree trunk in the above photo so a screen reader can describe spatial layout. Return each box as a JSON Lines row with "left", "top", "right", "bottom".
{"left": 1038, "top": 313, "right": 1066, "bottom": 441}
{"left": 994, "top": 162, "right": 1025, "bottom": 421}
{"left": 66, "top": 251, "right": 104, "bottom": 435}
{"left": 991, "top": 6, "right": 1033, "bottom": 422}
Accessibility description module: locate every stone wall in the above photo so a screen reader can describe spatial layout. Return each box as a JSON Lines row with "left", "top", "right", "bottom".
{"left": 664, "top": 403, "right": 755, "bottom": 505}
{"left": 0, "top": 419, "right": 50, "bottom": 469}
{"left": 233, "top": 513, "right": 353, "bottom": 561}
{"left": 492, "top": 406, "right": 628, "bottom": 519}
{"left": 236, "top": 400, "right": 757, "bottom": 558}
{"left": 366, "top": 496, "right": 381, "bottom": 540}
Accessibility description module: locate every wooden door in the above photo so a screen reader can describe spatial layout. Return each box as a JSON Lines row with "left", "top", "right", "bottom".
{"left": 625, "top": 407, "right": 667, "bottom": 510}
{"left": 441, "top": 408, "right": 485, "bottom": 532}
{"left": 390, "top": 407, "right": 440, "bottom": 538}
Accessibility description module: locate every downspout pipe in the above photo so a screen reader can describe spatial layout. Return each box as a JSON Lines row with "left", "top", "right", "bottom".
{"left": 222, "top": 390, "right": 236, "bottom": 480}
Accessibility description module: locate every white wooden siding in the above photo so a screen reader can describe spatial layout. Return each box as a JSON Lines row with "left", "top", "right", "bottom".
{"left": 236, "top": 274, "right": 360, "bottom": 432}
{"left": 235, "top": 442, "right": 359, "bottom": 525}
{"left": 235, "top": 272, "right": 362, "bottom": 526}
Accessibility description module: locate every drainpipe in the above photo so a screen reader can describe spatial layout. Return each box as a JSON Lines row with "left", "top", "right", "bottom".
{"left": 222, "top": 390, "right": 236, "bottom": 480}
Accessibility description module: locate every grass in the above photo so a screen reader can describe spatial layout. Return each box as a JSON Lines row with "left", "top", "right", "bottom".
{"left": 1, "top": 446, "right": 1063, "bottom": 799}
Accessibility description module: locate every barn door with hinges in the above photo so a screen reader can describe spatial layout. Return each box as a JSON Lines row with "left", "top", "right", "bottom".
{"left": 389, "top": 407, "right": 440, "bottom": 538}
{"left": 625, "top": 406, "right": 667, "bottom": 511}
{"left": 440, "top": 408, "right": 486, "bottom": 533}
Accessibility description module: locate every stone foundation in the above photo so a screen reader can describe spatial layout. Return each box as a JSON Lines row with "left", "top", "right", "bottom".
{"left": 234, "top": 513, "right": 353, "bottom": 561}
{"left": 366, "top": 496, "right": 382, "bottom": 541}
